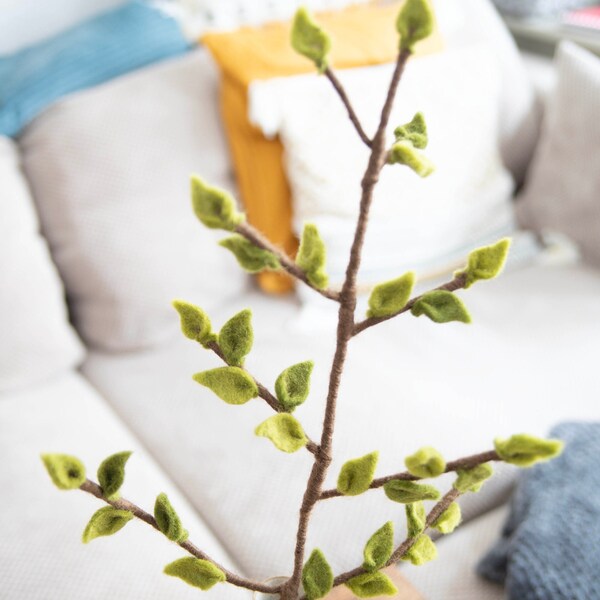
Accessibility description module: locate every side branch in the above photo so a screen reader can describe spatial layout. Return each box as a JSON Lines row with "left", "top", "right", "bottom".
{"left": 79, "top": 480, "right": 279, "bottom": 595}
{"left": 235, "top": 222, "right": 340, "bottom": 302}
{"left": 353, "top": 273, "right": 468, "bottom": 336}
{"left": 207, "top": 340, "right": 319, "bottom": 455}
{"left": 324, "top": 67, "right": 372, "bottom": 148}
{"left": 319, "top": 449, "right": 500, "bottom": 500}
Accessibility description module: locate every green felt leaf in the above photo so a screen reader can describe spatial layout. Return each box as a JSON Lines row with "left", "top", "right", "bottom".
{"left": 396, "top": 0, "right": 435, "bottom": 51}
{"left": 172, "top": 300, "right": 216, "bottom": 348}
{"left": 453, "top": 463, "right": 494, "bottom": 493}
{"left": 346, "top": 572, "right": 398, "bottom": 598}
{"left": 383, "top": 480, "right": 440, "bottom": 504}
{"left": 164, "top": 557, "right": 226, "bottom": 591}
{"left": 432, "top": 502, "right": 461, "bottom": 534}
{"left": 302, "top": 549, "right": 334, "bottom": 600}
{"left": 394, "top": 112, "right": 428, "bottom": 149}
{"left": 363, "top": 522, "right": 394, "bottom": 572}
{"left": 155, "top": 493, "right": 188, "bottom": 543}
{"left": 219, "top": 309, "right": 253, "bottom": 367}
{"left": 255, "top": 414, "right": 308, "bottom": 453}
{"left": 193, "top": 367, "right": 258, "bottom": 405}
{"left": 296, "top": 223, "right": 329, "bottom": 289}
{"left": 291, "top": 7, "right": 332, "bottom": 73}
{"left": 220, "top": 235, "right": 280, "bottom": 273}
{"left": 411, "top": 290, "right": 471, "bottom": 324}
{"left": 494, "top": 434, "right": 564, "bottom": 468}
{"left": 388, "top": 141, "right": 435, "bottom": 178}
{"left": 404, "top": 446, "right": 446, "bottom": 479}
{"left": 97, "top": 451, "right": 131, "bottom": 500}
{"left": 41, "top": 454, "right": 86, "bottom": 490}
{"left": 337, "top": 451, "right": 379, "bottom": 496}
{"left": 401, "top": 534, "right": 437, "bottom": 566}
{"left": 191, "top": 176, "right": 244, "bottom": 231}
{"left": 82, "top": 506, "right": 133, "bottom": 543}
{"left": 275, "top": 360, "right": 314, "bottom": 412}
{"left": 367, "top": 272, "right": 415, "bottom": 318}
{"left": 405, "top": 502, "right": 426, "bottom": 538}
{"left": 458, "top": 238, "right": 512, "bottom": 288}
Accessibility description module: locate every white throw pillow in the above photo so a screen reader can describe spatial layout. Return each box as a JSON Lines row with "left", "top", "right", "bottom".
{"left": 517, "top": 42, "right": 600, "bottom": 268}
{"left": 19, "top": 49, "right": 248, "bottom": 351}
{"left": 250, "top": 44, "right": 515, "bottom": 291}
{"left": 0, "top": 136, "right": 84, "bottom": 391}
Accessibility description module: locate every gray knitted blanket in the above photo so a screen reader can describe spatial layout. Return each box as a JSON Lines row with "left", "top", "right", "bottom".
{"left": 478, "top": 422, "right": 600, "bottom": 600}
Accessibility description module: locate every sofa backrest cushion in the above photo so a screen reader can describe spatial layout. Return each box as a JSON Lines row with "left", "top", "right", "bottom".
{"left": 19, "top": 50, "right": 248, "bottom": 352}
{"left": 0, "top": 137, "right": 84, "bottom": 391}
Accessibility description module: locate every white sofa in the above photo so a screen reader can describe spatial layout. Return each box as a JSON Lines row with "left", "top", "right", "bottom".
{"left": 2, "top": 2, "right": 599, "bottom": 599}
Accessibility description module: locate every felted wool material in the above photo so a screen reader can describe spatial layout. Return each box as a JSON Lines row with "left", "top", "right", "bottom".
{"left": 478, "top": 422, "right": 600, "bottom": 600}
{"left": 337, "top": 452, "right": 379, "bottom": 496}
{"left": 404, "top": 446, "right": 445, "bottom": 478}
{"left": 191, "top": 176, "right": 244, "bottom": 231}
{"left": 41, "top": 454, "right": 86, "bottom": 490}
{"left": 255, "top": 414, "right": 308, "bottom": 453}
{"left": 346, "top": 571, "right": 398, "bottom": 597}
{"left": 0, "top": 1, "right": 189, "bottom": 137}
{"left": 97, "top": 451, "right": 132, "bottom": 500}
{"left": 459, "top": 238, "right": 511, "bottom": 289}
{"left": 454, "top": 464, "right": 494, "bottom": 493}
{"left": 155, "top": 493, "right": 188, "bottom": 543}
{"left": 172, "top": 300, "right": 215, "bottom": 348}
{"left": 367, "top": 272, "right": 415, "bottom": 318}
{"left": 275, "top": 360, "right": 314, "bottom": 411}
{"left": 164, "top": 557, "right": 226, "bottom": 591}
{"left": 218, "top": 309, "right": 253, "bottom": 367}
{"left": 410, "top": 291, "right": 471, "bottom": 324}
{"left": 401, "top": 534, "right": 437, "bottom": 566}
{"left": 397, "top": 0, "right": 435, "bottom": 51}
{"left": 432, "top": 502, "right": 461, "bottom": 534}
{"left": 384, "top": 480, "right": 440, "bottom": 504}
{"left": 220, "top": 235, "right": 281, "bottom": 273}
{"left": 363, "top": 522, "right": 394, "bottom": 572}
{"left": 302, "top": 549, "right": 334, "bottom": 600}
{"left": 494, "top": 433, "right": 563, "bottom": 467}
{"left": 82, "top": 506, "right": 134, "bottom": 543}
{"left": 405, "top": 502, "right": 426, "bottom": 538}
{"left": 296, "top": 224, "right": 329, "bottom": 289}
{"left": 193, "top": 367, "right": 259, "bottom": 405}
{"left": 291, "top": 7, "right": 332, "bottom": 73}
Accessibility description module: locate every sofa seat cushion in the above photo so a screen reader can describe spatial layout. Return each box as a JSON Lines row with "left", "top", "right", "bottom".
{"left": 0, "top": 371, "right": 245, "bottom": 599}
{"left": 402, "top": 505, "right": 508, "bottom": 599}
{"left": 81, "top": 261, "right": 600, "bottom": 582}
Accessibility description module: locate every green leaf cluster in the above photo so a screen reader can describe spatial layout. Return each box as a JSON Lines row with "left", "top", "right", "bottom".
{"left": 400, "top": 534, "right": 437, "bottom": 566}
{"left": 346, "top": 571, "right": 398, "bottom": 597}
{"left": 291, "top": 8, "right": 332, "bottom": 73}
{"left": 363, "top": 522, "right": 394, "bottom": 572}
{"left": 396, "top": 0, "right": 435, "bottom": 51}
{"left": 495, "top": 434, "right": 564, "bottom": 467}
{"left": 193, "top": 367, "right": 258, "bottom": 405}
{"left": 82, "top": 506, "right": 133, "bottom": 543}
{"left": 164, "top": 557, "right": 226, "bottom": 590}
{"left": 367, "top": 272, "right": 415, "bottom": 318}
{"left": 388, "top": 141, "right": 435, "bottom": 178}
{"left": 220, "top": 235, "right": 280, "bottom": 273}
{"left": 172, "top": 300, "right": 216, "bottom": 347}
{"left": 155, "top": 493, "right": 188, "bottom": 543}
{"left": 404, "top": 446, "right": 445, "bottom": 478}
{"left": 296, "top": 223, "right": 329, "bottom": 289}
{"left": 275, "top": 360, "right": 314, "bottom": 412}
{"left": 383, "top": 480, "right": 440, "bottom": 503}
{"left": 97, "top": 451, "right": 131, "bottom": 500}
{"left": 453, "top": 463, "right": 494, "bottom": 493}
{"left": 411, "top": 290, "right": 471, "bottom": 324}
{"left": 457, "top": 238, "right": 511, "bottom": 288}
{"left": 255, "top": 413, "right": 308, "bottom": 453}
{"left": 41, "top": 454, "right": 86, "bottom": 490}
{"left": 191, "top": 176, "right": 244, "bottom": 231}
{"left": 302, "top": 549, "right": 333, "bottom": 600}
{"left": 219, "top": 309, "right": 253, "bottom": 366}
{"left": 337, "top": 452, "right": 379, "bottom": 496}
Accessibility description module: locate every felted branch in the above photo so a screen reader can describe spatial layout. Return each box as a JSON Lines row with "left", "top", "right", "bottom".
{"left": 313, "top": 487, "right": 462, "bottom": 597}
{"left": 324, "top": 67, "right": 372, "bottom": 148}
{"left": 79, "top": 480, "right": 278, "bottom": 595}
{"left": 207, "top": 340, "right": 320, "bottom": 456}
{"left": 353, "top": 272, "right": 468, "bottom": 336}
{"left": 280, "top": 48, "right": 413, "bottom": 600}
{"left": 319, "top": 449, "right": 500, "bottom": 500}
{"left": 235, "top": 222, "right": 341, "bottom": 302}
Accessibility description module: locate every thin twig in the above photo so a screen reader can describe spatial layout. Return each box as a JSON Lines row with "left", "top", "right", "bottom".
{"left": 79, "top": 480, "right": 279, "bottom": 595}
{"left": 280, "top": 48, "right": 413, "bottom": 600}
{"left": 324, "top": 67, "right": 372, "bottom": 148}
{"left": 353, "top": 273, "right": 468, "bottom": 336}
{"left": 319, "top": 450, "right": 500, "bottom": 500}
{"left": 235, "top": 222, "right": 340, "bottom": 302}
{"left": 206, "top": 340, "right": 320, "bottom": 456}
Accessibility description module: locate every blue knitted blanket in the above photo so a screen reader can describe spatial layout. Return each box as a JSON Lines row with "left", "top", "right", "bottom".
{"left": 478, "top": 422, "right": 600, "bottom": 600}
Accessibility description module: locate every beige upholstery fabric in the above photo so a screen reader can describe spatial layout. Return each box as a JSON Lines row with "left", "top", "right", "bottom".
{"left": 517, "top": 42, "right": 600, "bottom": 268}
{"left": 0, "top": 371, "right": 246, "bottom": 599}
{"left": 19, "top": 49, "right": 248, "bottom": 352}
{"left": 83, "top": 263, "right": 600, "bottom": 581}
{"left": 402, "top": 505, "right": 508, "bottom": 599}
{"left": 0, "top": 136, "right": 83, "bottom": 392}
